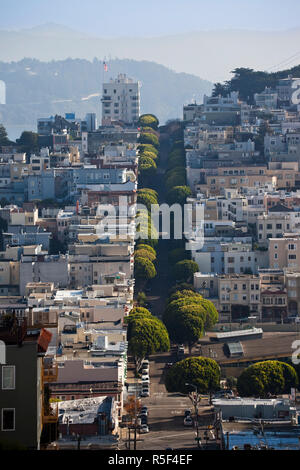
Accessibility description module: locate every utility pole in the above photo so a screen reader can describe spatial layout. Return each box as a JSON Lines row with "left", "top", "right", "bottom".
{"left": 128, "top": 426, "right": 131, "bottom": 450}
{"left": 186, "top": 382, "right": 201, "bottom": 448}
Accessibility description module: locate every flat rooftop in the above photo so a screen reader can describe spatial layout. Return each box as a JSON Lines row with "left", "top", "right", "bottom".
{"left": 199, "top": 331, "right": 299, "bottom": 366}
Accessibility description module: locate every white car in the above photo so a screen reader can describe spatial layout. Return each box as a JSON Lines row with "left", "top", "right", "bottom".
{"left": 141, "top": 375, "right": 150, "bottom": 382}
{"left": 184, "top": 416, "right": 193, "bottom": 426}
{"left": 140, "top": 424, "right": 149, "bottom": 433}
{"left": 140, "top": 390, "right": 150, "bottom": 397}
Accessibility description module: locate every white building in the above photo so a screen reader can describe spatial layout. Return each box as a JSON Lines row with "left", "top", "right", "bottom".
{"left": 101, "top": 74, "right": 140, "bottom": 125}
{"left": 0, "top": 80, "right": 6, "bottom": 105}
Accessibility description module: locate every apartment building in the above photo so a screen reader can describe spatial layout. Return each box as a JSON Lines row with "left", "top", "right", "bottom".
{"left": 217, "top": 274, "right": 261, "bottom": 322}
{"left": 0, "top": 319, "right": 53, "bottom": 449}
{"left": 101, "top": 74, "right": 140, "bottom": 125}
{"left": 19, "top": 246, "right": 69, "bottom": 296}
{"left": 256, "top": 206, "right": 300, "bottom": 243}
{"left": 269, "top": 234, "right": 300, "bottom": 271}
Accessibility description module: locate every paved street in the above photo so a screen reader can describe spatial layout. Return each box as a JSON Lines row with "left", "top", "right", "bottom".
{"left": 122, "top": 350, "right": 219, "bottom": 450}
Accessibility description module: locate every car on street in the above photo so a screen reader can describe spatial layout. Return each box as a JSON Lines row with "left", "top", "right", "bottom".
{"left": 140, "top": 390, "right": 150, "bottom": 397}
{"left": 140, "top": 409, "right": 148, "bottom": 416}
{"left": 140, "top": 415, "right": 148, "bottom": 425}
{"left": 141, "top": 406, "right": 148, "bottom": 413}
{"left": 183, "top": 416, "right": 193, "bottom": 426}
{"left": 140, "top": 424, "right": 149, "bottom": 433}
{"left": 184, "top": 409, "right": 191, "bottom": 418}
{"left": 141, "top": 375, "right": 150, "bottom": 383}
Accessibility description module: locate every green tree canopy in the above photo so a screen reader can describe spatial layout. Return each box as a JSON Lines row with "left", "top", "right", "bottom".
{"left": 166, "top": 186, "right": 192, "bottom": 206}
{"left": 137, "top": 190, "right": 158, "bottom": 212}
{"left": 134, "top": 256, "right": 157, "bottom": 281}
{"left": 138, "top": 132, "right": 159, "bottom": 148}
{"left": 237, "top": 361, "right": 299, "bottom": 398}
{"left": 134, "top": 248, "right": 156, "bottom": 262}
{"left": 173, "top": 259, "right": 199, "bottom": 282}
{"left": 139, "top": 150, "right": 158, "bottom": 161}
{"left": 0, "top": 124, "right": 10, "bottom": 145}
{"left": 139, "top": 155, "right": 157, "bottom": 179}
{"left": 165, "top": 168, "right": 186, "bottom": 191}
{"left": 138, "top": 143, "right": 158, "bottom": 156}
{"left": 138, "top": 114, "right": 159, "bottom": 130}
{"left": 164, "top": 306, "right": 205, "bottom": 352}
{"left": 135, "top": 243, "right": 156, "bottom": 256}
{"left": 127, "top": 314, "right": 170, "bottom": 371}
{"left": 168, "top": 248, "right": 190, "bottom": 266}
{"left": 164, "top": 291, "right": 218, "bottom": 331}
{"left": 17, "top": 130, "right": 39, "bottom": 153}
{"left": 165, "top": 357, "right": 220, "bottom": 395}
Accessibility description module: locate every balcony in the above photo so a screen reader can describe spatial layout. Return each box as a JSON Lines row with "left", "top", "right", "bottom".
{"left": 42, "top": 362, "right": 58, "bottom": 383}
{"left": 43, "top": 404, "right": 58, "bottom": 425}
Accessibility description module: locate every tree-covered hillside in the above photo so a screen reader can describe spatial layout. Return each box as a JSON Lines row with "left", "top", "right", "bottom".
{"left": 213, "top": 65, "right": 300, "bottom": 103}
{"left": 0, "top": 58, "right": 212, "bottom": 135}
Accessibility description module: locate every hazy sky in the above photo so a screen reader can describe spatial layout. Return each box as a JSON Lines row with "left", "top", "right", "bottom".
{"left": 1, "top": 0, "right": 300, "bottom": 36}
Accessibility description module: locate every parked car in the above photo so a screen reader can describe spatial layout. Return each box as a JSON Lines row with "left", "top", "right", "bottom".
{"left": 140, "top": 409, "right": 148, "bottom": 416}
{"left": 184, "top": 409, "right": 191, "bottom": 418}
{"left": 140, "top": 415, "right": 148, "bottom": 425}
{"left": 140, "top": 390, "right": 150, "bottom": 397}
{"left": 142, "top": 360, "right": 149, "bottom": 366}
{"left": 142, "top": 369, "right": 149, "bottom": 375}
{"left": 184, "top": 416, "right": 193, "bottom": 426}
{"left": 140, "top": 424, "right": 149, "bottom": 433}
{"left": 141, "top": 406, "right": 148, "bottom": 413}
{"left": 141, "top": 375, "right": 150, "bottom": 383}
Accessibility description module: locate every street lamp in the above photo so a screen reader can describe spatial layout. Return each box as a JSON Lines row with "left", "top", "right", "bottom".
{"left": 185, "top": 383, "right": 201, "bottom": 448}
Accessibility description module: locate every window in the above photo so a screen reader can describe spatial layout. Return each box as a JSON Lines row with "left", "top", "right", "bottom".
{"left": 2, "top": 366, "right": 15, "bottom": 390}
{"left": 1, "top": 409, "right": 15, "bottom": 431}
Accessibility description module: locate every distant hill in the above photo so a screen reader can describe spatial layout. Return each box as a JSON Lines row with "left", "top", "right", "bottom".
{"left": 0, "top": 58, "right": 212, "bottom": 139}
{"left": 2, "top": 24, "right": 300, "bottom": 82}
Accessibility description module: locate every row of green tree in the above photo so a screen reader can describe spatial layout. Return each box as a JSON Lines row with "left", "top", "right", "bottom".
{"left": 134, "top": 115, "right": 160, "bottom": 295}
{"left": 165, "top": 138, "right": 191, "bottom": 206}
{"left": 165, "top": 358, "right": 300, "bottom": 399}
{"left": 137, "top": 115, "right": 160, "bottom": 187}
{"left": 164, "top": 127, "right": 199, "bottom": 289}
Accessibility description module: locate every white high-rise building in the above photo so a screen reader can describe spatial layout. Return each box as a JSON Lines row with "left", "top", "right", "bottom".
{"left": 0, "top": 80, "right": 6, "bottom": 105}
{"left": 101, "top": 73, "right": 140, "bottom": 125}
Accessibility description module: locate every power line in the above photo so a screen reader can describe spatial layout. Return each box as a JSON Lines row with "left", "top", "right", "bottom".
{"left": 267, "top": 50, "right": 300, "bottom": 73}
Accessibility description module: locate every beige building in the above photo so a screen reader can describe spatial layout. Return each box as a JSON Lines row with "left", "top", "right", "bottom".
{"left": 217, "top": 274, "right": 261, "bottom": 322}
{"left": 269, "top": 234, "right": 300, "bottom": 271}
{"left": 9, "top": 207, "right": 39, "bottom": 226}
